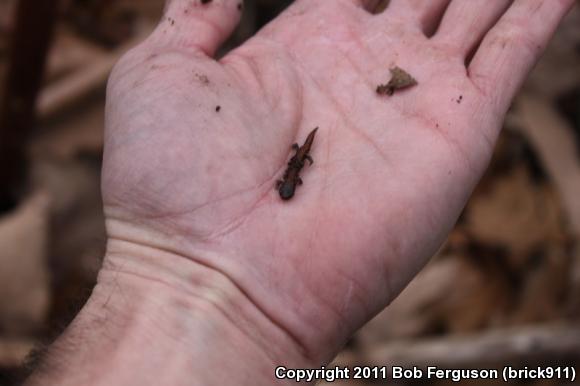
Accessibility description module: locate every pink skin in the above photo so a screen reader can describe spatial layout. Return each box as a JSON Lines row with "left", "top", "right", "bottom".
{"left": 101, "top": 0, "right": 574, "bottom": 365}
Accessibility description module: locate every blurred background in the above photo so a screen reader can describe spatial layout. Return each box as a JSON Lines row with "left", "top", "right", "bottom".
{"left": 0, "top": 1, "right": 579, "bottom": 385}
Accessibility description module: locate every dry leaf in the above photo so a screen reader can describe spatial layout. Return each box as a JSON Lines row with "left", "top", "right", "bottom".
{"left": 376, "top": 66, "right": 417, "bottom": 96}
{"left": 467, "top": 166, "right": 564, "bottom": 265}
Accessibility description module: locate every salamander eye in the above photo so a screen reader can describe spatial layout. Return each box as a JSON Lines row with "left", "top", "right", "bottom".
{"left": 279, "top": 183, "right": 295, "bottom": 200}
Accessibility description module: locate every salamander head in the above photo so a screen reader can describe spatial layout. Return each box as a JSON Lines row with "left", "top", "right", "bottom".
{"left": 278, "top": 181, "right": 295, "bottom": 200}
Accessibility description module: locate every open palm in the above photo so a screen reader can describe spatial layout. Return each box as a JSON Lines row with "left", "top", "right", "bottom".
{"left": 102, "top": 0, "right": 573, "bottom": 362}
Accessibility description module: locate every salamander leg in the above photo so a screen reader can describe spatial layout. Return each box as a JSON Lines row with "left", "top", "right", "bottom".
{"left": 297, "top": 177, "right": 303, "bottom": 185}
{"left": 305, "top": 155, "right": 313, "bottom": 165}
{"left": 291, "top": 143, "right": 299, "bottom": 151}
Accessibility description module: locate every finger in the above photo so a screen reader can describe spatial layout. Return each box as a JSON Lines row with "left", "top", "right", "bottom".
{"left": 469, "top": 0, "right": 575, "bottom": 110}
{"left": 433, "top": 0, "right": 512, "bottom": 57}
{"left": 148, "top": 0, "right": 243, "bottom": 57}
{"left": 386, "top": 0, "right": 453, "bottom": 36}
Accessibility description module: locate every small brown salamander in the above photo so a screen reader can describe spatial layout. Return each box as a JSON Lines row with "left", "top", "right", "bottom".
{"left": 276, "top": 127, "right": 318, "bottom": 200}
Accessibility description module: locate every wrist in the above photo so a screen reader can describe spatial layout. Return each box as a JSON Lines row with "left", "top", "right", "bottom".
{"left": 27, "top": 240, "right": 311, "bottom": 386}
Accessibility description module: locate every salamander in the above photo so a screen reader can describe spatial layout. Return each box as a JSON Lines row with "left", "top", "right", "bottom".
{"left": 276, "top": 127, "right": 318, "bottom": 200}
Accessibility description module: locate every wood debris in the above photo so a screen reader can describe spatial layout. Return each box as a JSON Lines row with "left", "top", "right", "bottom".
{"left": 376, "top": 66, "right": 418, "bottom": 96}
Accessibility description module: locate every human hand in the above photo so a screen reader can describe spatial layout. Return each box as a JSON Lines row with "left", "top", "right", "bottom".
{"left": 101, "top": 0, "right": 574, "bottom": 366}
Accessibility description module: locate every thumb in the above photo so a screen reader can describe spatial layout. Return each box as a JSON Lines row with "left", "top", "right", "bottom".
{"left": 149, "top": 0, "right": 244, "bottom": 57}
